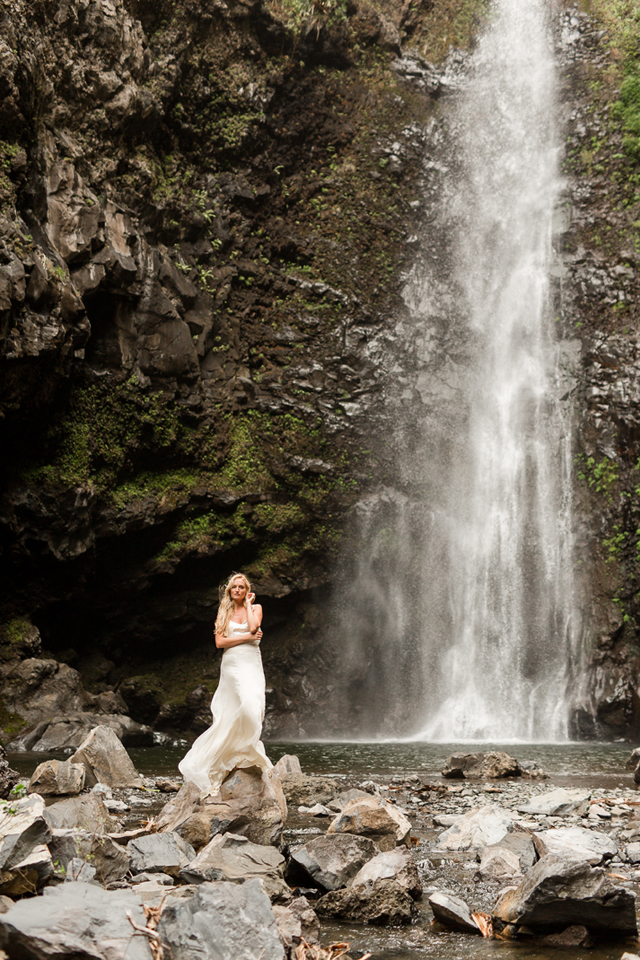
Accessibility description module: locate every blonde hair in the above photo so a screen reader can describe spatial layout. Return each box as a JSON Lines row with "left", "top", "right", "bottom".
{"left": 215, "top": 572, "right": 251, "bottom": 637}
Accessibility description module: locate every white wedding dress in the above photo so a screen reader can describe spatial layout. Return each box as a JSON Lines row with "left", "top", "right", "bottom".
{"left": 178, "top": 620, "right": 272, "bottom": 793}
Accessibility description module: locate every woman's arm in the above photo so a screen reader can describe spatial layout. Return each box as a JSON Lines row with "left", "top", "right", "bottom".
{"left": 245, "top": 596, "right": 263, "bottom": 634}
{"left": 215, "top": 628, "right": 263, "bottom": 649}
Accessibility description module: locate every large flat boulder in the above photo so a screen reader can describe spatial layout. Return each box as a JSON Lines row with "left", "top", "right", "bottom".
{"left": 28, "top": 759, "right": 85, "bottom": 796}
{"left": 327, "top": 796, "right": 412, "bottom": 851}
{"left": 316, "top": 878, "right": 416, "bottom": 925}
{"left": 493, "top": 854, "right": 637, "bottom": 937}
{"left": 157, "top": 878, "right": 285, "bottom": 960}
{"left": 70, "top": 724, "right": 143, "bottom": 788}
{"left": 127, "top": 832, "right": 196, "bottom": 878}
{"left": 0, "top": 880, "right": 153, "bottom": 958}
{"left": 518, "top": 788, "right": 591, "bottom": 817}
{"left": 44, "top": 793, "right": 113, "bottom": 834}
{"left": 442, "top": 752, "right": 521, "bottom": 779}
{"left": 0, "top": 793, "right": 53, "bottom": 894}
{"left": 350, "top": 846, "right": 422, "bottom": 900}
{"left": 286, "top": 834, "right": 377, "bottom": 892}
{"left": 534, "top": 827, "right": 617, "bottom": 865}
{"left": 179, "top": 831, "right": 287, "bottom": 900}
{"left": 157, "top": 767, "right": 286, "bottom": 849}
{"left": 435, "top": 804, "right": 515, "bottom": 851}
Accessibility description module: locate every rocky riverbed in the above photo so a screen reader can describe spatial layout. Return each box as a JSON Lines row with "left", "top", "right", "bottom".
{"left": 1, "top": 738, "right": 640, "bottom": 958}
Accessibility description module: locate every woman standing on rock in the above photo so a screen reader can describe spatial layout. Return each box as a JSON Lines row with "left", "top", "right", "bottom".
{"left": 178, "top": 572, "right": 272, "bottom": 794}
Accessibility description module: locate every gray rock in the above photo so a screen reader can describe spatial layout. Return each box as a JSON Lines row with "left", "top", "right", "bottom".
{"left": 28, "top": 759, "right": 85, "bottom": 796}
{"left": 626, "top": 842, "right": 640, "bottom": 863}
{"left": 327, "top": 796, "right": 412, "bottom": 851}
{"left": 299, "top": 803, "right": 332, "bottom": 817}
{"left": 279, "top": 774, "right": 340, "bottom": 807}
{"left": 272, "top": 896, "right": 319, "bottom": 949}
{"left": 49, "top": 829, "right": 130, "bottom": 884}
{"left": 157, "top": 767, "right": 287, "bottom": 850}
{"left": 493, "top": 854, "right": 637, "bottom": 936}
{"left": 487, "top": 831, "right": 537, "bottom": 872}
{"left": 436, "top": 805, "right": 515, "bottom": 851}
{"left": 442, "top": 752, "right": 521, "bottom": 779}
{"left": 272, "top": 755, "right": 302, "bottom": 778}
{"left": 179, "top": 831, "right": 286, "bottom": 899}
{"left": 428, "top": 891, "right": 480, "bottom": 933}
{"left": 157, "top": 878, "right": 285, "bottom": 960}
{"left": 625, "top": 748, "right": 640, "bottom": 770}
{"left": 130, "top": 871, "right": 174, "bottom": 885}
{"left": 127, "top": 831, "right": 195, "bottom": 878}
{"left": 287, "top": 834, "right": 378, "bottom": 891}
{"left": 477, "top": 845, "right": 522, "bottom": 880}
{"left": 534, "top": 826, "right": 617, "bottom": 864}
{"left": 0, "top": 793, "right": 53, "bottom": 894}
{"left": 70, "top": 724, "right": 143, "bottom": 788}
{"left": 0, "top": 880, "right": 153, "bottom": 958}
{"left": 45, "top": 793, "right": 113, "bottom": 835}
{"left": 316, "top": 878, "right": 416, "bottom": 924}
{"left": 65, "top": 857, "right": 97, "bottom": 882}
{"left": 350, "top": 846, "right": 422, "bottom": 900}
{"left": 518, "top": 788, "right": 591, "bottom": 817}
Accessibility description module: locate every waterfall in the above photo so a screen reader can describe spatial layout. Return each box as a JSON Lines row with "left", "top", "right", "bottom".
{"left": 327, "top": 0, "right": 582, "bottom": 742}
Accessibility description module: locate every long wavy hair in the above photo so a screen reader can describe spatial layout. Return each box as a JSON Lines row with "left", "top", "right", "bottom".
{"left": 215, "top": 572, "right": 251, "bottom": 637}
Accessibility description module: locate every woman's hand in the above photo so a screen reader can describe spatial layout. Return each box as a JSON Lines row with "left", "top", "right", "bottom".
{"left": 246, "top": 592, "right": 256, "bottom": 606}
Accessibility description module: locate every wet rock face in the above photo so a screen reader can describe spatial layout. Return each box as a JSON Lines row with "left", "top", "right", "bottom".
{"left": 0, "top": 0, "right": 434, "bottom": 737}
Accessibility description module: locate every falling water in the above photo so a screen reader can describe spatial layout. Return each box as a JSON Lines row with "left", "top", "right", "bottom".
{"left": 326, "top": 0, "right": 583, "bottom": 742}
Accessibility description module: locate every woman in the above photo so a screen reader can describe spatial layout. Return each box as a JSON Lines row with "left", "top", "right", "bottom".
{"left": 179, "top": 572, "right": 272, "bottom": 794}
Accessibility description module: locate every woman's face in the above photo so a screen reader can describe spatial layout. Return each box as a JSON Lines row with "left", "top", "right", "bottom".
{"left": 230, "top": 578, "right": 247, "bottom": 602}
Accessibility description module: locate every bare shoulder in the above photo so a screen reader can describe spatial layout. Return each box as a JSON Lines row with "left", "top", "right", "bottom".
{"left": 253, "top": 603, "right": 263, "bottom": 615}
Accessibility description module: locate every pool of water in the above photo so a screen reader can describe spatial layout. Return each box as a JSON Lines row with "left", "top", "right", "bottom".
{"left": 9, "top": 739, "right": 635, "bottom": 785}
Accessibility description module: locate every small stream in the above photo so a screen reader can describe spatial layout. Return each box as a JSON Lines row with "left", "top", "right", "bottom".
{"left": 9, "top": 741, "right": 639, "bottom": 960}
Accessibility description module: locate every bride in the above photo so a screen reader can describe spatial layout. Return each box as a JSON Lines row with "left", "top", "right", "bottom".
{"left": 178, "top": 572, "right": 272, "bottom": 794}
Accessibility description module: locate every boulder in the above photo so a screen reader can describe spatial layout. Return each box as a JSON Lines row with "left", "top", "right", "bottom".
{"left": 272, "top": 755, "right": 302, "bottom": 778}
{"left": 127, "top": 832, "right": 196, "bottom": 878}
{"left": 493, "top": 854, "right": 637, "bottom": 937}
{"left": 279, "top": 774, "right": 340, "bottom": 807}
{"left": 45, "top": 793, "right": 113, "bottom": 834}
{"left": 179, "top": 832, "right": 287, "bottom": 900}
{"left": 435, "top": 805, "right": 515, "bottom": 851}
{"left": 350, "top": 846, "right": 422, "bottom": 900}
{"left": 28, "top": 759, "right": 85, "bottom": 796}
{"left": 0, "top": 880, "right": 153, "bottom": 958}
{"left": 477, "top": 845, "right": 522, "bottom": 881}
{"left": 157, "top": 767, "right": 286, "bottom": 849}
{"left": 327, "top": 796, "right": 412, "bottom": 851}
{"left": 286, "top": 834, "right": 377, "bottom": 891}
{"left": 49, "top": 829, "right": 130, "bottom": 884}
{"left": 625, "top": 748, "right": 640, "bottom": 770}
{"left": 70, "top": 724, "right": 143, "bottom": 788}
{"left": 441, "top": 752, "right": 521, "bottom": 779}
{"left": 272, "top": 896, "right": 319, "bottom": 950}
{"left": 534, "top": 827, "right": 617, "bottom": 865}
{"left": 157, "top": 878, "right": 285, "bottom": 960}
{"left": 315, "top": 878, "right": 416, "bottom": 925}
{"left": 428, "top": 891, "right": 481, "bottom": 934}
{"left": 626, "top": 842, "right": 640, "bottom": 863}
{"left": 9, "top": 712, "right": 153, "bottom": 752}
{"left": 542, "top": 924, "right": 592, "bottom": 947}
{"left": 0, "top": 793, "right": 53, "bottom": 894}
{"left": 518, "top": 788, "right": 590, "bottom": 817}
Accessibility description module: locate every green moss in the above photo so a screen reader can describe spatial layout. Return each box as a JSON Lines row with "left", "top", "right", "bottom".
{"left": 576, "top": 455, "right": 619, "bottom": 503}
{"left": 0, "top": 702, "right": 27, "bottom": 744}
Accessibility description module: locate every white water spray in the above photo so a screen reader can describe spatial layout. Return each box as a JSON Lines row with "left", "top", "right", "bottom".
{"left": 328, "top": 0, "right": 583, "bottom": 742}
